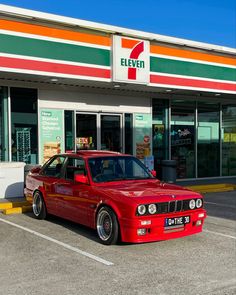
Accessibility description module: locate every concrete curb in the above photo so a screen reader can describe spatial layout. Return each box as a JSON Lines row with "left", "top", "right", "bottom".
{"left": 185, "top": 183, "right": 236, "bottom": 193}
{"left": 0, "top": 199, "right": 32, "bottom": 215}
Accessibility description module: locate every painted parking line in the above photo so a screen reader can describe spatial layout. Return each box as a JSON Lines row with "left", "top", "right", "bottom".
{"left": 203, "top": 229, "right": 236, "bottom": 240}
{"left": 205, "top": 201, "right": 236, "bottom": 209}
{"left": 0, "top": 217, "right": 114, "bottom": 266}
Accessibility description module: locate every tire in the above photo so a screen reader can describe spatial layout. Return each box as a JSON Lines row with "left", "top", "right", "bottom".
{"left": 32, "top": 191, "right": 47, "bottom": 220}
{"left": 96, "top": 206, "right": 119, "bottom": 245}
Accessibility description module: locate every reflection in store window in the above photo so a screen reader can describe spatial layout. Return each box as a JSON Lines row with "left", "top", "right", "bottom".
{"left": 197, "top": 103, "right": 220, "bottom": 178}
{"left": 222, "top": 105, "right": 236, "bottom": 176}
{"left": 171, "top": 100, "right": 195, "bottom": 178}
{"left": 152, "top": 99, "right": 168, "bottom": 178}
{"left": 10, "top": 87, "right": 38, "bottom": 164}
{"left": 0, "top": 86, "right": 9, "bottom": 161}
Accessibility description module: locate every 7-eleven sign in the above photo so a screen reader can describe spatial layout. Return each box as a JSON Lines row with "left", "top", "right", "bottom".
{"left": 113, "top": 35, "right": 150, "bottom": 84}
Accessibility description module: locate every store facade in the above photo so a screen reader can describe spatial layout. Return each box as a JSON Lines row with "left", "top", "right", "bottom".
{"left": 0, "top": 4, "right": 235, "bottom": 180}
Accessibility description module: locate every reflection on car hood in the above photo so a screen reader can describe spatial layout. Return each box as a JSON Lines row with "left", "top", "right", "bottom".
{"left": 96, "top": 180, "right": 201, "bottom": 203}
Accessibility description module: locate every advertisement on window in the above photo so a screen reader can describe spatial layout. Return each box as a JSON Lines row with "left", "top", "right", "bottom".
{"left": 134, "top": 114, "right": 153, "bottom": 170}
{"left": 39, "top": 109, "right": 64, "bottom": 164}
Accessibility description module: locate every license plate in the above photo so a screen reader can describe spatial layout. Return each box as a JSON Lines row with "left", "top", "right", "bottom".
{"left": 165, "top": 216, "right": 190, "bottom": 227}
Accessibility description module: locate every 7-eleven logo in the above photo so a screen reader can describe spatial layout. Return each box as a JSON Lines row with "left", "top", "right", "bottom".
{"left": 121, "top": 38, "right": 145, "bottom": 80}
{"left": 113, "top": 36, "right": 150, "bottom": 84}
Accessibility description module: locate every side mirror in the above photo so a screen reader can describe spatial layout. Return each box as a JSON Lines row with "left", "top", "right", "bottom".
{"left": 151, "top": 170, "right": 157, "bottom": 177}
{"left": 74, "top": 174, "right": 89, "bottom": 184}
{"left": 30, "top": 166, "right": 41, "bottom": 174}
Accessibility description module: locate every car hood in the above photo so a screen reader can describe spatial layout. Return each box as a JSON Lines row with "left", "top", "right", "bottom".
{"left": 95, "top": 180, "right": 201, "bottom": 204}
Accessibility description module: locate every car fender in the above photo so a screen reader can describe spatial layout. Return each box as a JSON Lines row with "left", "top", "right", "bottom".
{"left": 93, "top": 199, "right": 122, "bottom": 238}
{"left": 95, "top": 199, "right": 122, "bottom": 220}
{"left": 33, "top": 186, "right": 46, "bottom": 203}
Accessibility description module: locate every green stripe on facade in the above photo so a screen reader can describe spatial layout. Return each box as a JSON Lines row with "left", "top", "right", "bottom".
{"left": 150, "top": 57, "right": 236, "bottom": 82}
{"left": 0, "top": 33, "right": 110, "bottom": 66}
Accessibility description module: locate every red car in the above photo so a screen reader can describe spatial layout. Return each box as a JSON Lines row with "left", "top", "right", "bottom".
{"left": 25, "top": 151, "right": 206, "bottom": 245}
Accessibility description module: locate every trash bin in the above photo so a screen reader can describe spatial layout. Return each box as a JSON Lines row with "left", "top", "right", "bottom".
{"left": 161, "top": 160, "right": 176, "bottom": 183}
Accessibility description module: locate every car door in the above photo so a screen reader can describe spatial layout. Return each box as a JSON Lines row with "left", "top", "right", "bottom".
{"left": 39, "top": 155, "right": 67, "bottom": 215}
{"left": 54, "top": 156, "right": 92, "bottom": 226}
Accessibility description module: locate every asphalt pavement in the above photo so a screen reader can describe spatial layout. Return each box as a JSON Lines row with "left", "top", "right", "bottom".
{"left": 0, "top": 191, "right": 235, "bottom": 295}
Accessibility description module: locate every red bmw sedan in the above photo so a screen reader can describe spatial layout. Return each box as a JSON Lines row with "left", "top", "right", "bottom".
{"left": 25, "top": 151, "right": 206, "bottom": 245}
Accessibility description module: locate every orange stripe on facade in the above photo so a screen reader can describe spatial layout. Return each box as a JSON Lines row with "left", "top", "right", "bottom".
{"left": 121, "top": 38, "right": 140, "bottom": 49}
{"left": 150, "top": 45, "right": 236, "bottom": 67}
{"left": 0, "top": 19, "right": 111, "bottom": 47}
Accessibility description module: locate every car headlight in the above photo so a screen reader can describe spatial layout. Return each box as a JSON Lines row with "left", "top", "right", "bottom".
{"left": 137, "top": 205, "right": 146, "bottom": 215}
{"left": 148, "top": 204, "right": 157, "bottom": 214}
{"left": 189, "top": 199, "right": 196, "bottom": 209}
{"left": 196, "top": 198, "right": 203, "bottom": 208}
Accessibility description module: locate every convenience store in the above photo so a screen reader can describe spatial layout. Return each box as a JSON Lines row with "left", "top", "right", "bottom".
{"left": 0, "top": 4, "right": 235, "bottom": 180}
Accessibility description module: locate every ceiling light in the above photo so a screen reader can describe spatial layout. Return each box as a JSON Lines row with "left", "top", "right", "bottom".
{"left": 50, "top": 78, "right": 58, "bottom": 82}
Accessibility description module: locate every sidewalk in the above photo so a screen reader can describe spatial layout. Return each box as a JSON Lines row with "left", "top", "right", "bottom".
{"left": 177, "top": 176, "right": 236, "bottom": 193}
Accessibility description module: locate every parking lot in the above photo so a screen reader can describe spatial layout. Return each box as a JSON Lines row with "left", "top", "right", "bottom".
{"left": 0, "top": 190, "right": 235, "bottom": 295}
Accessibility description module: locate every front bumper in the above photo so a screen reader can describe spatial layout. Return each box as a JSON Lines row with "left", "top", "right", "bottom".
{"left": 119, "top": 209, "right": 207, "bottom": 243}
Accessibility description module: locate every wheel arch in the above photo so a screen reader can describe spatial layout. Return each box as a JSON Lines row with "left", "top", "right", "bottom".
{"left": 95, "top": 201, "right": 121, "bottom": 221}
{"left": 95, "top": 201, "right": 122, "bottom": 239}
{"left": 33, "top": 187, "right": 47, "bottom": 208}
{"left": 95, "top": 202, "right": 122, "bottom": 244}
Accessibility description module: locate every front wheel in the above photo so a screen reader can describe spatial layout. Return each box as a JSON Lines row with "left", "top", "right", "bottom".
{"left": 96, "top": 206, "right": 119, "bottom": 245}
{"left": 32, "top": 191, "right": 47, "bottom": 220}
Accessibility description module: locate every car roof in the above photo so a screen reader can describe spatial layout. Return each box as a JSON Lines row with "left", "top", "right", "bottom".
{"left": 61, "top": 150, "right": 131, "bottom": 159}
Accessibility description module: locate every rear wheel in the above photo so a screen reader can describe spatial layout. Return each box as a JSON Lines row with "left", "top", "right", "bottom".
{"left": 96, "top": 206, "right": 119, "bottom": 245}
{"left": 32, "top": 191, "right": 47, "bottom": 219}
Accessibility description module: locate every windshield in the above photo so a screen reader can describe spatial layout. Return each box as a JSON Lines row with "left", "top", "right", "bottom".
{"left": 88, "top": 156, "right": 153, "bottom": 183}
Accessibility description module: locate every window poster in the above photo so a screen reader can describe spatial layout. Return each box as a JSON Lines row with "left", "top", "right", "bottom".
{"left": 39, "top": 109, "right": 64, "bottom": 164}
{"left": 134, "top": 114, "right": 153, "bottom": 169}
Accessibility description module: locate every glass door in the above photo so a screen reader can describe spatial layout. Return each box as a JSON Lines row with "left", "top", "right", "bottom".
{"left": 76, "top": 113, "right": 97, "bottom": 150}
{"left": 75, "top": 113, "right": 123, "bottom": 152}
{"left": 100, "top": 114, "right": 122, "bottom": 152}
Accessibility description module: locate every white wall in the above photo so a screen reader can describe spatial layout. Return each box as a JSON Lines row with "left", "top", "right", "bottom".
{"left": 38, "top": 89, "right": 151, "bottom": 114}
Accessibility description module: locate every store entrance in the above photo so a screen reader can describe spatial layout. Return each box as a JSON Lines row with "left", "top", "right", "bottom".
{"left": 101, "top": 114, "right": 122, "bottom": 152}
{"left": 76, "top": 113, "right": 123, "bottom": 152}
{"left": 76, "top": 113, "right": 97, "bottom": 150}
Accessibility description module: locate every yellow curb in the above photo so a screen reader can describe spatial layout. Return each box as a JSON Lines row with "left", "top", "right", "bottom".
{"left": 2, "top": 205, "right": 32, "bottom": 215}
{"left": 186, "top": 183, "right": 235, "bottom": 193}
{"left": 0, "top": 201, "right": 30, "bottom": 210}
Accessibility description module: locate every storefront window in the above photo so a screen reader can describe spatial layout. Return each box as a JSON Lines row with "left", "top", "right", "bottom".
{"left": 197, "top": 103, "right": 220, "bottom": 177}
{"left": 152, "top": 99, "right": 168, "bottom": 177}
{"left": 222, "top": 105, "right": 236, "bottom": 176}
{"left": 171, "top": 100, "right": 195, "bottom": 178}
{"left": 0, "top": 86, "right": 9, "bottom": 161}
{"left": 10, "top": 87, "right": 38, "bottom": 164}
{"left": 65, "top": 110, "right": 75, "bottom": 152}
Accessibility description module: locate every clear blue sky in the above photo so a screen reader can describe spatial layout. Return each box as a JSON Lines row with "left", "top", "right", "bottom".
{"left": 0, "top": 0, "right": 235, "bottom": 48}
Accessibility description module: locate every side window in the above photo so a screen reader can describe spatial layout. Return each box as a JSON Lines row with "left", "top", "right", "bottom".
{"left": 65, "top": 157, "right": 86, "bottom": 180}
{"left": 41, "top": 156, "right": 66, "bottom": 177}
